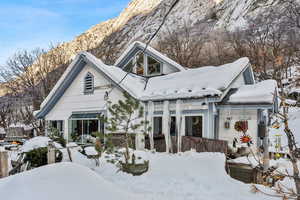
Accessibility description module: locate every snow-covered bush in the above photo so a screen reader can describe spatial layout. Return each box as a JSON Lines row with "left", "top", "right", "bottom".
{"left": 23, "top": 147, "right": 62, "bottom": 168}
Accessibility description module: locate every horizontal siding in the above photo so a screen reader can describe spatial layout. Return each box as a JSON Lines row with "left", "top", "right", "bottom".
{"left": 45, "top": 64, "right": 124, "bottom": 120}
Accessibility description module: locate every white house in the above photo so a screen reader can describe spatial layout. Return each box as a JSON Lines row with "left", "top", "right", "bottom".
{"left": 34, "top": 41, "right": 278, "bottom": 151}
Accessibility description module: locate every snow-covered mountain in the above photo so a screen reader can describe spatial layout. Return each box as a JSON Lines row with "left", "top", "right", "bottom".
{"left": 53, "top": 0, "right": 284, "bottom": 64}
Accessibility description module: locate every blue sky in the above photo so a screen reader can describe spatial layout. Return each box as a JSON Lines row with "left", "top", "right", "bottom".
{"left": 0, "top": 0, "right": 131, "bottom": 65}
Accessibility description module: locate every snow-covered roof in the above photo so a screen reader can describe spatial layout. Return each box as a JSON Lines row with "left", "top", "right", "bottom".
{"left": 142, "top": 57, "right": 250, "bottom": 101}
{"left": 114, "top": 41, "right": 186, "bottom": 72}
{"left": 228, "top": 80, "right": 277, "bottom": 104}
{"left": 35, "top": 47, "right": 252, "bottom": 118}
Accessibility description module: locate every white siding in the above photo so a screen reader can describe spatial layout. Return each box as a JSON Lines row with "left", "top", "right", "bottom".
{"left": 230, "top": 73, "right": 245, "bottom": 88}
{"left": 218, "top": 108, "right": 258, "bottom": 150}
{"left": 163, "top": 63, "right": 180, "bottom": 74}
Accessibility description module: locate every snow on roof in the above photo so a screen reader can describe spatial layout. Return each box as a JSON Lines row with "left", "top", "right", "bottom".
{"left": 114, "top": 41, "right": 186, "bottom": 71}
{"left": 36, "top": 50, "right": 251, "bottom": 118}
{"left": 82, "top": 52, "right": 146, "bottom": 99}
{"left": 228, "top": 80, "right": 277, "bottom": 104}
{"left": 141, "top": 57, "right": 250, "bottom": 101}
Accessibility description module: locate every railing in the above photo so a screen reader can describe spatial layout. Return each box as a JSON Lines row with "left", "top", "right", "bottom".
{"left": 145, "top": 135, "right": 228, "bottom": 153}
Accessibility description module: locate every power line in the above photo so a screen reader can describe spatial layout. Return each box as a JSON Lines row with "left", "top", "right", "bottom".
{"left": 105, "top": 0, "right": 180, "bottom": 98}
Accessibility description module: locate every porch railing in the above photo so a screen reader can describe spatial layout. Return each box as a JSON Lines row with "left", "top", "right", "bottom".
{"left": 145, "top": 135, "right": 228, "bottom": 153}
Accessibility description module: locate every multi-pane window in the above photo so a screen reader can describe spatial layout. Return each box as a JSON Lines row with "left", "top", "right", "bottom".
{"left": 84, "top": 72, "right": 94, "bottom": 94}
{"left": 148, "top": 56, "right": 161, "bottom": 76}
{"left": 123, "top": 52, "right": 162, "bottom": 77}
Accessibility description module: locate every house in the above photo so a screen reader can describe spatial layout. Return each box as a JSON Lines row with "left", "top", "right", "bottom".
{"left": 34, "top": 41, "right": 278, "bottom": 152}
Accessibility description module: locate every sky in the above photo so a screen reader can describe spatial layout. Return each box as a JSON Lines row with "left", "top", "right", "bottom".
{"left": 0, "top": 0, "right": 131, "bottom": 65}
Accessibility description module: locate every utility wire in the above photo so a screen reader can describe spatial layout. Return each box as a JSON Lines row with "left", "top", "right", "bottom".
{"left": 105, "top": 0, "right": 180, "bottom": 98}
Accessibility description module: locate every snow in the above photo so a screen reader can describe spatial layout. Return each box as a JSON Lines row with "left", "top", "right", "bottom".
{"left": 37, "top": 51, "right": 252, "bottom": 117}
{"left": 142, "top": 57, "right": 250, "bottom": 101}
{"left": 269, "top": 107, "right": 300, "bottom": 153}
{"left": 0, "top": 147, "right": 274, "bottom": 200}
{"left": 84, "top": 146, "right": 98, "bottom": 156}
{"left": 229, "top": 80, "right": 277, "bottom": 104}
{"left": 20, "top": 136, "right": 62, "bottom": 153}
{"left": 0, "top": 163, "right": 139, "bottom": 200}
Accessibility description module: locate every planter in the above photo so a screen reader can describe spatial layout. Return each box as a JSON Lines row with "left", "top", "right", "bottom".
{"left": 120, "top": 160, "right": 149, "bottom": 176}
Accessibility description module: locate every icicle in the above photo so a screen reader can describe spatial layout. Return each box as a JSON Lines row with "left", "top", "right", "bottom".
{"left": 148, "top": 101, "right": 155, "bottom": 150}
{"left": 176, "top": 100, "right": 182, "bottom": 152}
{"left": 163, "top": 101, "right": 171, "bottom": 153}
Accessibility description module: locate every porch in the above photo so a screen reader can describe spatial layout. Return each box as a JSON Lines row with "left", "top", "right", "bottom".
{"left": 145, "top": 135, "right": 228, "bottom": 153}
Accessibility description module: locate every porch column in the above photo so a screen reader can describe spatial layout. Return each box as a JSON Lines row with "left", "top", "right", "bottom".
{"left": 163, "top": 101, "right": 172, "bottom": 153}
{"left": 176, "top": 100, "right": 183, "bottom": 152}
{"left": 147, "top": 101, "right": 154, "bottom": 150}
{"left": 64, "top": 119, "right": 69, "bottom": 143}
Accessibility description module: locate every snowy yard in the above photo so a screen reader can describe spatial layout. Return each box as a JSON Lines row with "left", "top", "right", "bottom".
{"left": 0, "top": 147, "right": 274, "bottom": 200}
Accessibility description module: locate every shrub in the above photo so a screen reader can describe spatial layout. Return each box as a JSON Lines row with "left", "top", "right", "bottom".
{"left": 23, "top": 147, "right": 63, "bottom": 168}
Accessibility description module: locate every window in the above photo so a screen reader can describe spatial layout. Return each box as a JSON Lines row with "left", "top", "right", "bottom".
{"left": 153, "top": 117, "right": 162, "bottom": 135}
{"left": 185, "top": 116, "right": 203, "bottom": 137}
{"left": 84, "top": 72, "right": 94, "bottom": 94}
{"left": 136, "top": 52, "right": 144, "bottom": 75}
{"left": 147, "top": 56, "right": 161, "bottom": 76}
{"left": 124, "top": 59, "right": 134, "bottom": 73}
{"left": 122, "top": 52, "right": 162, "bottom": 77}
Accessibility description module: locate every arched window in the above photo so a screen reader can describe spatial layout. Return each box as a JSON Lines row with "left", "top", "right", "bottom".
{"left": 84, "top": 72, "right": 94, "bottom": 94}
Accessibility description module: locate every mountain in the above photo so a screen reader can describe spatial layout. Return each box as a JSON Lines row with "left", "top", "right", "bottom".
{"left": 52, "top": 0, "right": 284, "bottom": 64}
{"left": 0, "top": 0, "right": 292, "bottom": 97}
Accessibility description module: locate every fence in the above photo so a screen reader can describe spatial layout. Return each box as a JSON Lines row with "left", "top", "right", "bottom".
{"left": 145, "top": 135, "right": 228, "bottom": 153}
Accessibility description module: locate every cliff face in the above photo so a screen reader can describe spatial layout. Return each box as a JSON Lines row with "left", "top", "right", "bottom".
{"left": 45, "top": 0, "right": 286, "bottom": 65}
{"left": 1, "top": 0, "right": 288, "bottom": 95}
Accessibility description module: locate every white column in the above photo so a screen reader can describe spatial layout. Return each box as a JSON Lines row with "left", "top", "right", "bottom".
{"left": 176, "top": 100, "right": 182, "bottom": 152}
{"left": 64, "top": 119, "right": 69, "bottom": 143}
{"left": 147, "top": 101, "right": 154, "bottom": 150}
{"left": 163, "top": 101, "right": 171, "bottom": 153}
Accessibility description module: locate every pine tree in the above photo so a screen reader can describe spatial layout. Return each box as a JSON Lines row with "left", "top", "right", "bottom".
{"left": 103, "top": 92, "right": 150, "bottom": 164}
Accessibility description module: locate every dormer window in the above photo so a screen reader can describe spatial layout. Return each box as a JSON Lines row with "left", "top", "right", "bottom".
{"left": 84, "top": 72, "right": 94, "bottom": 94}
{"left": 147, "top": 56, "right": 161, "bottom": 75}
{"left": 124, "top": 51, "right": 162, "bottom": 77}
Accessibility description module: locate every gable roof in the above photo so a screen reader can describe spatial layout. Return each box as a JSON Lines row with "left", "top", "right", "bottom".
{"left": 223, "top": 80, "right": 278, "bottom": 105}
{"left": 141, "top": 57, "right": 250, "bottom": 101}
{"left": 35, "top": 52, "right": 146, "bottom": 119}
{"left": 114, "top": 41, "right": 186, "bottom": 72}
{"left": 35, "top": 51, "right": 252, "bottom": 119}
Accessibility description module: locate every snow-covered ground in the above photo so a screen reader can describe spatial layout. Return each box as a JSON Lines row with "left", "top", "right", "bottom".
{"left": 6, "top": 106, "right": 300, "bottom": 200}
{"left": 269, "top": 107, "right": 300, "bottom": 153}
{"left": 0, "top": 145, "right": 275, "bottom": 200}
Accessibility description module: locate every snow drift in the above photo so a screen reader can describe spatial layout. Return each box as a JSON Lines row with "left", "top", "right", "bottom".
{"left": 0, "top": 162, "right": 139, "bottom": 200}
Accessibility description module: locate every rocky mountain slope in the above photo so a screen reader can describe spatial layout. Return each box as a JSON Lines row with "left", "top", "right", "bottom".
{"left": 52, "top": 0, "right": 284, "bottom": 64}
{"left": 0, "top": 0, "right": 290, "bottom": 97}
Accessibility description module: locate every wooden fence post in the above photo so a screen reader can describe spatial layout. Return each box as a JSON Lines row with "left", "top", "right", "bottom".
{"left": 47, "top": 142, "right": 56, "bottom": 164}
{"left": 0, "top": 149, "right": 9, "bottom": 178}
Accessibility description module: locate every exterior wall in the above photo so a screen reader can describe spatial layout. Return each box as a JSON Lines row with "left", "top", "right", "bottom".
{"left": 162, "top": 63, "right": 179, "bottom": 74}
{"left": 218, "top": 108, "right": 258, "bottom": 149}
{"left": 230, "top": 72, "right": 245, "bottom": 88}
{"left": 45, "top": 64, "right": 125, "bottom": 140}
{"left": 149, "top": 100, "right": 215, "bottom": 139}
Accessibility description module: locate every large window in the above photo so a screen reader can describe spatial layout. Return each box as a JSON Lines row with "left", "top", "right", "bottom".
{"left": 70, "top": 119, "right": 104, "bottom": 143}
{"left": 84, "top": 72, "right": 94, "bottom": 94}
{"left": 123, "top": 52, "right": 162, "bottom": 77}
{"left": 153, "top": 116, "right": 176, "bottom": 136}
{"left": 185, "top": 116, "right": 203, "bottom": 137}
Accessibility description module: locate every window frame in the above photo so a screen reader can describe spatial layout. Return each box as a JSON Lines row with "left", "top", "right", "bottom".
{"left": 146, "top": 55, "right": 163, "bottom": 76}
{"left": 84, "top": 72, "right": 94, "bottom": 94}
